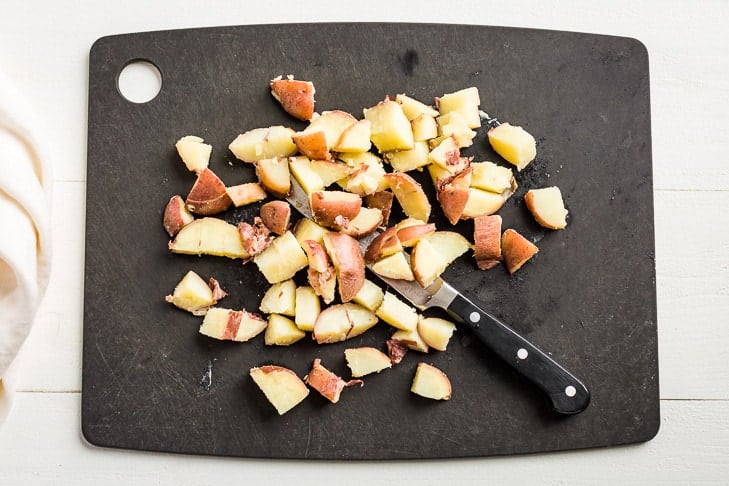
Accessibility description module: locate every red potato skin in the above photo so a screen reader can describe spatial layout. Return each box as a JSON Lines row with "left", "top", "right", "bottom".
{"left": 208, "top": 277, "right": 228, "bottom": 302}
{"left": 253, "top": 365, "right": 291, "bottom": 376}
{"left": 221, "top": 310, "right": 243, "bottom": 340}
{"left": 209, "top": 309, "right": 266, "bottom": 341}
{"left": 383, "top": 172, "right": 431, "bottom": 222}
{"left": 238, "top": 217, "right": 273, "bottom": 258}
{"left": 474, "top": 215, "right": 503, "bottom": 270}
{"left": 435, "top": 156, "right": 472, "bottom": 181}
{"left": 307, "top": 266, "right": 337, "bottom": 304}
{"left": 308, "top": 266, "right": 337, "bottom": 304}
{"left": 523, "top": 189, "right": 567, "bottom": 229}
{"left": 185, "top": 168, "right": 233, "bottom": 216}
{"left": 384, "top": 172, "right": 421, "bottom": 191}
{"left": 431, "top": 135, "right": 461, "bottom": 167}
{"left": 336, "top": 208, "right": 383, "bottom": 238}
{"left": 163, "top": 195, "right": 194, "bottom": 237}
{"left": 396, "top": 223, "right": 436, "bottom": 247}
{"left": 309, "top": 191, "right": 362, "bottom": 228}
{"left": 364, "top": 191, "right": 394, "bottom": 226}
{"left": 303, "top": 240, "right": 337, "bottom": 303}
{"left": 443, "top": 147, "right": 461, "bottom": 167}
{"left": 364, "top": 226, "right": 401, "bottom": 263}
{"left": 304, "top": 359, "right": 362, "bottom": 403}
{"left": 501, "top": 228, "right": 539, "bottom": 274}
{"left": 323, "top": 232, "right": 365, "bottom": 302}
{"left": 270, "top": 77, "right": 316, "bottom": 121}
{"left": 255, "top": 157, "right": 292, "bottom": 199}
{"left": 303, "top": 240, "right": 331, "bottom": 272}
{"left": 255, "top": 365, "right": 292, "bottom": 375}
{"left": 386, "top": 339, "right": 409, "bottom": 364}
{"left": 260, "top": 200, "right": 291, "bottom": 236}
{"left": 437, "top": 167, "right": 472, "bottom": 225}
{"left": 292, "top": 130, "right": 331, "bottom": 161}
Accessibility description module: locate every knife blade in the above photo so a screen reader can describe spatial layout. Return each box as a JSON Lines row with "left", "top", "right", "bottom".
{"left": 287, "top": 178, "right": 590, "bottom": 414}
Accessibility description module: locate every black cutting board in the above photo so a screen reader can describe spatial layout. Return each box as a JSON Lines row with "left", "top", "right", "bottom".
{"left": 83, "top": 23, "right": 659, "bottom": 459}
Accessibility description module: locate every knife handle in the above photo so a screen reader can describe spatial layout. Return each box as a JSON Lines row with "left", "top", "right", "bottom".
{"left": 447, "top": 292, "right": 590, "bottom": 415}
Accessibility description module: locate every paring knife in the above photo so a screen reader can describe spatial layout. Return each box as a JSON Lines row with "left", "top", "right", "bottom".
{"left": 287, "top": 179, "right": 590, "bottom": 415}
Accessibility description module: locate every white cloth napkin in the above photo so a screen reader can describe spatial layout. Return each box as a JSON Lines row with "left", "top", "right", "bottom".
{"left": 0, "top": 69, "right": 53, "bottom": 427}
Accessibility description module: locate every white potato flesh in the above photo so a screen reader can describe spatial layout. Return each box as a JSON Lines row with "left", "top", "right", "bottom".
{"left": 417, "top": 316, "right": 457, "bottom": 351}
{"left": 169, "top": 217, "right": 248, "bottom": 259}
{"left": 229, "top": 126, "right": 297, "bottom": 163}
{"left": 525, "top": 186, "right": 568, "bottom": 229}
{"left": 250, "top": 366, "right": 309, "bottom": 415}
{"left": 345, "top": 347, "right": 393, "bottom": 377}
{"left": 371, "top": 251, "right": 415, "bottom": 281}
{"left": 487, "top": 123, "right": 537, "bottom": 171}
{"left": 352, "top": 279, "right": 384, "bottom": 312}
{"left": 294, "top": 286, "right": 321, "bottom": 332}
{"left": 259, "top": 279, "right": 297, "bottom": 316}
{"left": 375, "top": 291, "right": 418, "bottom": 331}
{"left": 254, "top": 231, "right": 308, "bottom": 284}
{"left": 264, "top": 314, "right": 306, "bottom": 346}
{"left": 166, "top": 270, "right": 214, "bottom": 314}
{"left": 176, "top": 135, "right": 211, "bottom": 173}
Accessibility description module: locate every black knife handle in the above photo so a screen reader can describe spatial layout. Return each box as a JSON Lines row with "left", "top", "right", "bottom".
{"left": 447, "top": 292, "right": 590, "bottom": 414}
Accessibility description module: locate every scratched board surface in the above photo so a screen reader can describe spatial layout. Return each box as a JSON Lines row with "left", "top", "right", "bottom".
{"left": 83, "top": 23, "right": 659, "bottom": 459}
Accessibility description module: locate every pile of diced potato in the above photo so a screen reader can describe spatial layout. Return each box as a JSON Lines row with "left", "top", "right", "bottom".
{"left": 162, "top": 75, "right": 570, "bottom": 414}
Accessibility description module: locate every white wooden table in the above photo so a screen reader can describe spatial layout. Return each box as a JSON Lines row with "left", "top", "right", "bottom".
{"left": 1, "top": 1, "right": 727, "bottom": 483}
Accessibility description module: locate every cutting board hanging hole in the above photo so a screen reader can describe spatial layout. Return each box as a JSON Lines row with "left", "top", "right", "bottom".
{"left": 117, "top": 60, "right": 162, "bottom": 103}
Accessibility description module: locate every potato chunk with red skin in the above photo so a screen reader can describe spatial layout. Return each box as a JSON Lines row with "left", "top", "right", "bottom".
{"left": 411, "top": 362, "right": 452, "bottom": 400}
{"left": 312, "top": 303, "right": 378, "bottom": 344}
{"left": 163, "top": 195, "right": 194, "bottom": 237}
{"left": 238, "top": 217, "right": 273, "bottom": 258}
{"left": 199, "top": 308, "right": 267, "bottom": 342}
{"left": 524, "top": 186, "right": 569, "bottom": 229}
{"left": 436, "top": 167, "right": 472, "bottom": 225}
{"left": 322, "top": 231, "right": 366, "bottom": 302}
{"left": 384, "top": 172, "right": 431, "bottom": 222}
{"left": 260, "top": 200, "right": 291, "bottom": 235}
{"left": 305, "top": 359, "right": 363, "bottom": 403}
{"left": 165, "top": 271, "right": 227, "bottom": 316}
{"left": 185, "top": 168, "right": 232, "bottom": 216}
{"left": 336, "top": 207, "right": 383, "bottom": 239}
{"left": 250, "top": 365, "right": 310, "bottom": 415}
{"left": 364, "top": 226, "right": 402, "bottom": 263}
{"left": 364, "top": 190, "right": 394, "bottom": 225}
{"left": 309, "top": 190, "right": 362, "bottom": 229}
{"left": 386, "top": 339, "right": 409, "bottom": 364}
{"left": 473, "top": 214, "right": 503, "bottom": 270}
{"left": 396, "top": 222, "right": 436, "bottom": 248}
{"left": 270, "top": 76, "right": 316, "bottom": 121}
{"left": 501, "top": 228, "right": 539, "bottom": 274}
{"left": 256, "top": 156, "right": 292, "bottom": 198}
{"left": 292, "top": 130, "right": 330, "bottom": 161}
{"left": 302, "top": 239, "right": 337, "bottom": 304}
